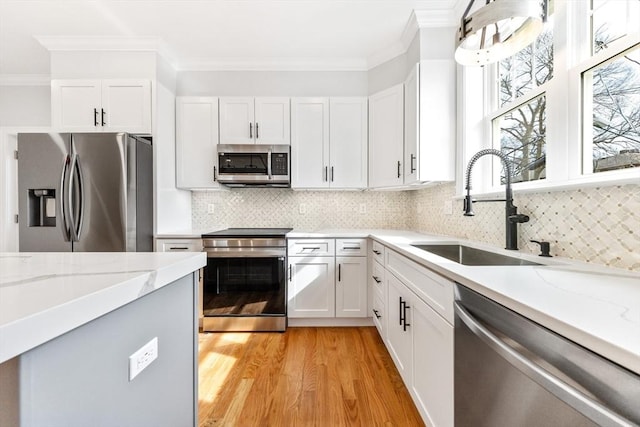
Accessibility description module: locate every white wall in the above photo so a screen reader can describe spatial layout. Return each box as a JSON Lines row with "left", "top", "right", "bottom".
{"left": 0, "top": 86, "right": 50, "bottom": 127}
{"left": 177, "top": 70, "right": 368, "bottom": 96}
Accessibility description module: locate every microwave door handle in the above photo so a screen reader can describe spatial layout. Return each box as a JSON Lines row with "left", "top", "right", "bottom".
{"left": 267, "top": 150, "right": 272, "bottom": 180}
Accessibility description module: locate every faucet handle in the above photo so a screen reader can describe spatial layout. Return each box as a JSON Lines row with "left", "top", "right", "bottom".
{"left": 530, "top": 240, "right": 552, "bottom": 257}
{"left": 509, "top": 214, "right": 530, "bottom": 223}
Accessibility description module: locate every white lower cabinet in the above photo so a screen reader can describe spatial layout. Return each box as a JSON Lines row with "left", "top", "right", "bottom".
{"left": 373, "top": 243, "right": 454, "bottom": 427}
{"left": 386, "top": 273, "right": 413, "bottom": 382}
{"left": 335, "top": 256, "right": 367, "bottom": 317}
{"left": 411, "top": 291, "right": 454, "bottom": 427}
{"left": 288, "top": 238, "right": 367, "bottom": 319}
{"left": 288, "top": 256, "right": 336, "bottom": 318}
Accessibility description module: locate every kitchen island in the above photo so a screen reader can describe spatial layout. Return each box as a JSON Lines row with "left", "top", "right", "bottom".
{"left": 0, "top": 251, "right": 206, "bottom": 427}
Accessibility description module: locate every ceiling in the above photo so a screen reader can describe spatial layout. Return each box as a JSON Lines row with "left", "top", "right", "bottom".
{"left": 0, "top": 0, "right": 463, "bottom": 79}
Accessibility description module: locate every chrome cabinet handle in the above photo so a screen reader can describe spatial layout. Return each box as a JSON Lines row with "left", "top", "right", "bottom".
{"left": 373, "top": 309, "right": 382, "bottom": 319}
{"left": 397, "top": 160, "right": 401, "bottom": 178}
{"left": 256, "top": 122, "right": 259, "bottom": 139}
{"left": 93, "top": 108, "right": 99, "bottom": 127}
{"left": 372, "top": 276, "right": 381, "bottom": 284}
{"left": 302, "top": 246, "right": 321, "bottom": 251}
{"left": 331, "top": 166, "right": 334, "bottom": 182}
{"left": 288, "top": 264, "right": 292, "bottom": 282}
{"left": 101, "top": 108, "right": 106, "bottom": 126}
{"left": 249, "top": 122, "right": 253, "bottom": 138}
{"left": 213, "top": 166, "right": 217, "bottom": 182}
{"left": 169, "top": 247, "right": 189, "bottom": 250}
{"left": 324, "top": 166, "right": 328, "bottom": 182}
{"left": 454, "top": 302, "right": 635, "bottom": 427}
{"left": 372, "top": 249, "right": 381, "bottom": 255}
{"left": 410, "top": 154, "right": 416, "bottom": 174}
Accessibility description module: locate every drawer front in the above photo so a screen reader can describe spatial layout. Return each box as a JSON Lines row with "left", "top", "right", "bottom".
{"left": 336, "top": 238, "right": 367, "bottom": 256}
{"left": 371, "top": 260, "right": 385, "bottom": 299}
{"left": 288, "top": 239, "right": 335, "bottom": 256}
{"left": 156, "top": 239, "right": 202, "bottom": 252}
{"left": 386, "top": 249, "right": 454, "bottom": 324}
{"left": 370, "top": 240, "right": 385, "bottom": 264}
{"left": 372, "top": 291, "right": 386, "bottom": 339}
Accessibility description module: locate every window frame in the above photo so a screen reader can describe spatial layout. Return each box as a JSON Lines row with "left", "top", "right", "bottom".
{"left": 458, "top": 0, "right": 640, "bottom": 198}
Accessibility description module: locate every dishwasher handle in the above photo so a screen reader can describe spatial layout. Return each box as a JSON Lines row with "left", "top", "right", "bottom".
{"left": 454, "top": 302, "right": 636, "bottom": 427}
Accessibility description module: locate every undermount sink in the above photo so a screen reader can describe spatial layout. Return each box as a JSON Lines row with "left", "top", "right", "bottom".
{"left": 411, "top": 244, "right": 541, "bottom": 266}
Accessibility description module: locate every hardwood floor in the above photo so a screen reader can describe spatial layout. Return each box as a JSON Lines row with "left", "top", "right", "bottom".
{"left": 198, "top": 327, "right": 424, "bottom": 427}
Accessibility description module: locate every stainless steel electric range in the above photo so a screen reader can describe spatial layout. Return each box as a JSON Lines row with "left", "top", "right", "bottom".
{"left": 201, "top": 228, "right": 292, "bottom": 332}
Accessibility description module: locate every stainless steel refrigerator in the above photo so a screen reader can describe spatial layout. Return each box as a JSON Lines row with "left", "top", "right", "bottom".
{"left": 18, "top": 133, "right": 153, "bottom": 252}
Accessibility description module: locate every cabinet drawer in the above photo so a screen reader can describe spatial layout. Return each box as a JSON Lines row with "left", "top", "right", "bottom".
{"left": 372, "top": 292, "right": 385, "bottom": 339}
{"left": 371, "top": 260, "right": 385, "bottom": 299}
{"left": 156, "top": 239, "right": 202, "bottom": 252}
{"left": 336, "top": 238, "right": 367, "bottom": 256}
{"left": 370, "top": 240, "right": 385, "bottom": 264}
{"left": 386, "top": 249, "right": 454, "bottom": 324}
{"left": 288, "top": 239, "right": 335, "bottom": 256}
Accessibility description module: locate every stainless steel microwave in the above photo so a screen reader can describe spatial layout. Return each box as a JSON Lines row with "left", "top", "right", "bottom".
{"left": 216, "top": 144, "right": 290, "bottom": 187}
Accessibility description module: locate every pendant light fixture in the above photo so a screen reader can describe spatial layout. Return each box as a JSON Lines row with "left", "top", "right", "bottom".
{"left": 455, "top": 0, "right": 547, "bottom": 66}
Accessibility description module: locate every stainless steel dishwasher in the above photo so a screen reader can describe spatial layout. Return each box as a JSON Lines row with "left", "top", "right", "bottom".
{"left": 454, "top": 284, "right": 640, "bottom": 427}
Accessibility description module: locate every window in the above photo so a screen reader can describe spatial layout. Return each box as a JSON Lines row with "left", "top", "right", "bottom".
{"left": 583, "top": 45, "right": 640, "bottom": 174}
{"left": 462, "top": 0, "right": 640, "bottom": 195}
{"left": 489, "top": 26, "right": 553, "bottom": 185}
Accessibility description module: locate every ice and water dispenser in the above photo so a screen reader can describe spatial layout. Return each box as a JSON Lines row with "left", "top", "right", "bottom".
{"left": 27, "top": 189, "right": 56, "bottom": 227}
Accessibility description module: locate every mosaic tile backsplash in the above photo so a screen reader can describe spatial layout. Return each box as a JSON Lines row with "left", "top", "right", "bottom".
{"left": 192, "top": 183, "right": 640, "bottom": 271}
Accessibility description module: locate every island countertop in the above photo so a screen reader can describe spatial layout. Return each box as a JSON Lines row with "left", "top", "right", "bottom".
{"left": 0, "top": 252, "right": 206, "bottom": 364}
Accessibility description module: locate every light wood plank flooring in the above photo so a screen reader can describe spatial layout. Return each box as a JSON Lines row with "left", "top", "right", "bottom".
{"left": 198, "top": 327, "right": 425, "bottom": 427}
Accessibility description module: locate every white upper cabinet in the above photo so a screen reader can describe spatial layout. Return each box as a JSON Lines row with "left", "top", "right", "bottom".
{"left": 175, "top": 96, "right": 223, "bottom": 189}
{"left": 329, "top": 98, "right": 368, "bottom": 189}
{"left": 219, "top": 97, "right": 290, "bottom": 145}
{"left": 51, "top": 79, "right": 151, "bottom": 134}
{"left": 291, "top": 98, "right": 330, "bottom": 188}
{"left": 291, "top": 97, "right": 367, "bottom": 189}
{"left": 368, "top": 84, "right": 404, "bottom": 188}
{"left": 404, "top": 61, "right": 456, "bottom": 185}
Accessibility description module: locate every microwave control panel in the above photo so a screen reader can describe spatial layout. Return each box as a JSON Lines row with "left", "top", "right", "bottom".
{"left": 271, "top": 153, "right": 289, "bottom": 175}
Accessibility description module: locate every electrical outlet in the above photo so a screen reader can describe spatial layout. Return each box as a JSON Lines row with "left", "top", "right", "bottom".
{"left": 299, "top": 203, "right": 307, "bottom": 214}
{"left": 129, "top": 337, "right": 158, "bottom": 381}
{"left": 207, "top": 204, "right": 215, "bottom": 214}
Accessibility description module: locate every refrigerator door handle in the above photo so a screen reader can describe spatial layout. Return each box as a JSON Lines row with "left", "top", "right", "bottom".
{"left": 67, "top": 153, "right": 84, "bottom": 242}
{"left": 74, "top": 155, "right": 85, "bottom": 241}
{"left": 60, "top": 155, "right": 72, "bottom": 241}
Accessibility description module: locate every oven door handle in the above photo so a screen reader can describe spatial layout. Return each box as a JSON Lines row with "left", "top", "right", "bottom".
{"left": 205, "top": 248, "right": 286, "bottom": 258}
{"left": 454, "top": 302, "right": 635, "bottom": 427}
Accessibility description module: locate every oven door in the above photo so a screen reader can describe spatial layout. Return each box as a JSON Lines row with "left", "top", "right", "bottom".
{"left": 202, "top": 254, "right": 287, "bottom": 332}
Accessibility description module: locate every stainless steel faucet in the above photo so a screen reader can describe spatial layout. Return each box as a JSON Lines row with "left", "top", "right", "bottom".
{"left": 463, "top": 149, "right": 530, "bottom": 250}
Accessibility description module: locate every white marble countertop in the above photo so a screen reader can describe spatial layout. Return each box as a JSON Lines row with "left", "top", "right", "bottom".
{"left": 0, "top": 252, "right": 206, "bottom": 364}
{"left": 290, "top": 228, "right": 640, "bottom": 374}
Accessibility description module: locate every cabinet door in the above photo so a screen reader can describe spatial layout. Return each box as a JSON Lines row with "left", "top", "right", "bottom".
{"left": 51, "top": 80, "right": 102, "bottom": 131}
{"left": 417, "top": 60, "right": 456, "bottom": 182}
{"left": 288, "top": 256, "right": 335, "bottom": 318}
{"left": 411, "top": 295, "right": 454, "bottom": 427}
{"left": 175, "top": 97, "right": 221, "bottom": 189}
{"left": 290, "top": 98, "right": 329, "bottom": 188}
{"left": 254, "top": 97, "right": 290, "bottom": 145}
{"left": 386, "top": 273, "right": 412, "bottom": 382}
{"left": 404, "top": 64, "right": 419, "bottom": 185}
{"left": 329, "top": 97, "right": 368, "bottom": 188}
{"left": 219, "top": 97, "right": 255, "bottom": 144}
{"left": 368, "top": 84, "right": 404, "bottom": 188}
{"left": 335, "top": 256, "right": 367, "bottom": 317}
{"left": 101, "top": 80, "right": 152, "bottom": 133}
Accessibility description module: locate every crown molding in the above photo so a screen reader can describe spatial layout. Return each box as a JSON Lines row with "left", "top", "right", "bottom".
{"left": 0, "top": 74, "right": 50, "bottom": 86}
{"left": 176, "top": 57, "right": 369, "bottom": 72}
